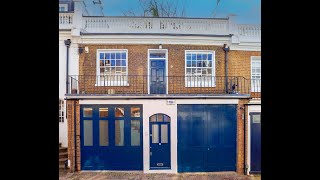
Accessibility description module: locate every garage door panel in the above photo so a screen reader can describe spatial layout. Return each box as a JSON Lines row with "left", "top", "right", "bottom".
{"left": 178, "top": 104, "right": 237, "bottom": 172}
{"left": 80, "top": 105, "right": 143, "bottom": 170}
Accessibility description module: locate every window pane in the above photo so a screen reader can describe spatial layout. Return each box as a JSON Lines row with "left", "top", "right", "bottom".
{"left": 150, "top": 53, "right": 165, "bottom": 58}
{"left": 116, "top": 60, "right": 121, "bottom": 66}
{"left": 191, "top": 54, "right": 196, "bottom": 60}
{"left": 121, "top": 52, "right": 126, "bottom": 59}
{"left": 186, "top": 54, "right": 191, "bottom": 60}
{"left": 208, "top": 54, "right": 212, "bottom": 60}
{"left": 150, "top": 115, "right": 157, "bottom": 122}
{"left": 111, "top": 53, "right": 115, "bottom": 59}
{"left": 196, "top": 54, "right": 202, "bottom": 60}
{"left": 115, "top": 107, "right": 124, "bottom": 117}
{"left": 99, "top": 120, "right": 109, "bottom": 146}
{"left": 99, "top": 108, "right": 108, "bottom": 118}
{"left": 100, "top": 53, "right": 104, "bottom": 59}
{"left": 186, "top": 61, "right": 191, "bottom": 67}
{"left": 83, "top": 108, "right": 92, "bottom": 117}
{"left": 121, "top": 60, "right": 126, "bottom": 66}
{"left": 192, "top": 61, "right": 196, "bottom": 67}
{"left": 116, "top": 53, "right": 121, "bottom": 59}
{"left": 131, "top": 107, "right": 140, "bottom": 117}
{"left": 161, "top": 124, "right": 168, "bottom": 143}
{"left": 84, "top": 120, "right": 93, "bottom": 146}
{"left": 252, "top": 114, "right": 261, "bottom": 123}
{"left": 152, "top": 124, "right": 159, "bottom": 143}
{"left": 115, "top": 120, "right": 124, "bottom": 146}
{"left": 131, "top": 120, "right": 140, "bottom": 146}
{"left": 157, "top": 114, "right": 163, "bottom": 122}
{"left": 106, "top": 53, "right": 111, "bottom": 59}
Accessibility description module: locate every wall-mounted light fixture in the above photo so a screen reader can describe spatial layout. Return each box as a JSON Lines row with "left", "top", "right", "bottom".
{"left": 159, "top": 44, "right": 162, "bottom": 49}
{"left": 85, "top": 46, "right": 89, "bottom": 53}
{"left": 78, "top": 47, "right": 84, "bottom": 54}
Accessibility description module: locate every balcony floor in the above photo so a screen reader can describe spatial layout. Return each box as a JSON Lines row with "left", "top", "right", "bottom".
{"left": 65, "top": 93, "right": 251, "bottom": 99}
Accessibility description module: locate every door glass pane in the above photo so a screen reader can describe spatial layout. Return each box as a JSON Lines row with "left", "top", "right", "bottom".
{"left": 99, "top": 120, "right": 109, "bottom": 146}
{"left": 163, "top": 115, "right": 170, "bottom": 122}
{"left": 115, "top": 120, "right": 124, "bottom": 146}
{"left": 83, "top": 120, "right": 93, "bottom": 146}
{"left": 83, "top": 108, "right": 92, "bottom": 117}
{"left": 152, "top": 124, "right": 159, "bottom": 143}
{"left": 115, "top": 107, "right": 124, "bottom": 117}
{"left": 252, "top": 114, "right": 261, "bottom": 123}
{"left": 131, "top": 120, "right": 140, "bottom": 146}
{"left": 157, "top": 114, "right": 163, "bottom": 122}
{"left": 161, "top": 124, "right": 168, "bottom": 143}
{"left": 131, "top": 107, "right": 140, "bottom": 117}
{"left": 150, "top": 115, "right": 157, "bottom": 122}
{"left": 99, "top": 108, "right": 108, "bottom": 118}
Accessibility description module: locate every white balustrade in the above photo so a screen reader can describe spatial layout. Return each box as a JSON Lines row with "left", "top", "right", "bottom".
{"left": 59, "top": 13, "right": 74, "bottom": 29}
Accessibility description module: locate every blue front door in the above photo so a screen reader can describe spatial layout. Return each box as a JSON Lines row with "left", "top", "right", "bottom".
{"left": 250, "top": 112, "right": 261, "bottom": 173}
{"left": 149, "top": 114, "right": 171, "bottom": 169}
{"left": 80, "top": 105, "right": 143, "bottom": 170}
{"left": 150, "top": 60, "right": 166, "bottom": 94}
{"left": 177, "top": 104, "right": 237, "bottom": 172}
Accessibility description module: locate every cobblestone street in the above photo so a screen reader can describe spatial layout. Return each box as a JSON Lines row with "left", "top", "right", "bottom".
{"left": 59, "top": 171, "right": 260, "bottom": 180}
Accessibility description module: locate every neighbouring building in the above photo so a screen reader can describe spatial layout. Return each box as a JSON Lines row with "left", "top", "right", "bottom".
{"left": 59, "top": 0, "right": 261, "bottom": 175}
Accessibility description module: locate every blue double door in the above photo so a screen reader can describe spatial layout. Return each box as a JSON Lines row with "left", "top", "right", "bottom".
{"left": 177, "top": 104, "right": 237, "bottom": 172}
{"left": 80, "top": 105, "right": 143, "bottom": 170}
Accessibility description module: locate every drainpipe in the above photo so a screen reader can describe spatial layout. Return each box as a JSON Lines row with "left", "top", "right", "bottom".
{"left": 73, "top": 101, "right": 77, "bottom": 172}
{"left": 223, "top": 44, "right": 230, "bottom": 93}
{"left": 243, "top": 104, "right": 248, "bottom": 175}
{"left": 64, "top": 39, "right": 71, "bottom": 94}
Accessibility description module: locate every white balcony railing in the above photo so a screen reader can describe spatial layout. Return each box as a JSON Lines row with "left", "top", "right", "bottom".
{"left": 81, "top": 17, "right": 229, "bottom": 35}
{"left": 59, "top": 13, "right": 73, "bottom": 29}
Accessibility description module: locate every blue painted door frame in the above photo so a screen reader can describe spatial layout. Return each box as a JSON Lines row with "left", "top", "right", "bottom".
{"left": 177, "top": 104, "right": 237, "bottom": 172}
{"left": 250, "top": 112, "right": 261, "bottom": 173}
{"left": 149, "top": 114, "right": 171, "bottom": 169}
{"left": 80, "top": 104, "right": 143, "bottom": 170}
{"left": 150, "top": 60, "right": 166, "bottom": 94}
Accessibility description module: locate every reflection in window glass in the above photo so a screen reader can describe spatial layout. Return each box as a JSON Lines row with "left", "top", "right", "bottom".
{"left": 115, "top": 107, "right": 124, "bottom": 117}
{"left": 115, "top": 120, "right": 124, "bottom": 146}
{"left": 131, "top": 107, "right": 140, "bottom": 117}
{"left": 150, "top": 115, "right": 157, "bottom": 122}
{"left": 131, "top": 120, "right": 140, "bottom": 146}
{"left": 83, "top": 108, "right": 92, "bottom": 117}
{"left": 99, "top": 108, "right": 108, "bottom": 118}
{"left": 161, "top": 124, "right": 168, "bottom": 143}
{"left": 157, "top": 114, "right": 163, "bottom": 122}
{"left": 84, "top": 120, "right": 93, "bottom": 146}
{"left": 163, "top": 115, "right": 170, "bottom": 122}
{"left": 99, "top": 120, "right": 109, "bottom": 146}
{"left": 152, "top": 124, "right": 159, "bottom": 143}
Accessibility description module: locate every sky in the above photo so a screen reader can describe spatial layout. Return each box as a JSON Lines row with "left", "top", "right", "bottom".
{"left": 86, "top": 0, "right": 260, "bottom": 24}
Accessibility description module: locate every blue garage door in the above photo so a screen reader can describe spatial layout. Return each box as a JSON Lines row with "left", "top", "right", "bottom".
{"left": 80, "top": 105, "right": 143, "bottom": 170}
{"left": 177, "top": 104, "right": 237, "bottom": 172}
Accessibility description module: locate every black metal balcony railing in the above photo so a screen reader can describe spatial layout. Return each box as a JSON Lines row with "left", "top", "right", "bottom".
{"left": 68, "top": 75, "right": 260, "bottom": 98}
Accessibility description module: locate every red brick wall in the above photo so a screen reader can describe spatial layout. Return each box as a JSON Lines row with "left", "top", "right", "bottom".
{"left": 67, "top": 100, "right": 80, "bottom": 172}
{"left": 77, "top": 44, "right": 260, "bottom": 95}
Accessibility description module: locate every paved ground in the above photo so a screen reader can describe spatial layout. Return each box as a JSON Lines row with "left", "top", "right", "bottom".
{"left": 59, "top": 170, "right": 261, "bottom": 180}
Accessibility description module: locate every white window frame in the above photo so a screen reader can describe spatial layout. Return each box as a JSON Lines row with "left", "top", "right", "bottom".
{"left": 185, "top": 50, "right": 216, "bottom": 87}
{"left": 59, "top": 4, "right": 68, "bottom": 12}
{"left": 251, "top": 56, "right": 261, "bottom": 92}
{"left": 96, "top": 49, "right": 129, "bottom": 86}
{"left": 59, "top": 99, "right": 64, "bottom": 123}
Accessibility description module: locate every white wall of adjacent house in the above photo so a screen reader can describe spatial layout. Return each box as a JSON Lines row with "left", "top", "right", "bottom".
{"left": 80, "top": 98, "right": 239, "bottom": 173}
{"left": 247, "top": 103, "right": 261, "bottom": 174}
{"left": 59, "top": 35, "right": 69, "bottom": 147}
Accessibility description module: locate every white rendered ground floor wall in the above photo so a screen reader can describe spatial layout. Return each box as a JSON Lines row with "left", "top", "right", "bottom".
{"left": 246, "top": 100, "right": 261, "bottom": 174}
{"left": 79, "top": 98, "right": 239, "bottom": 173}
